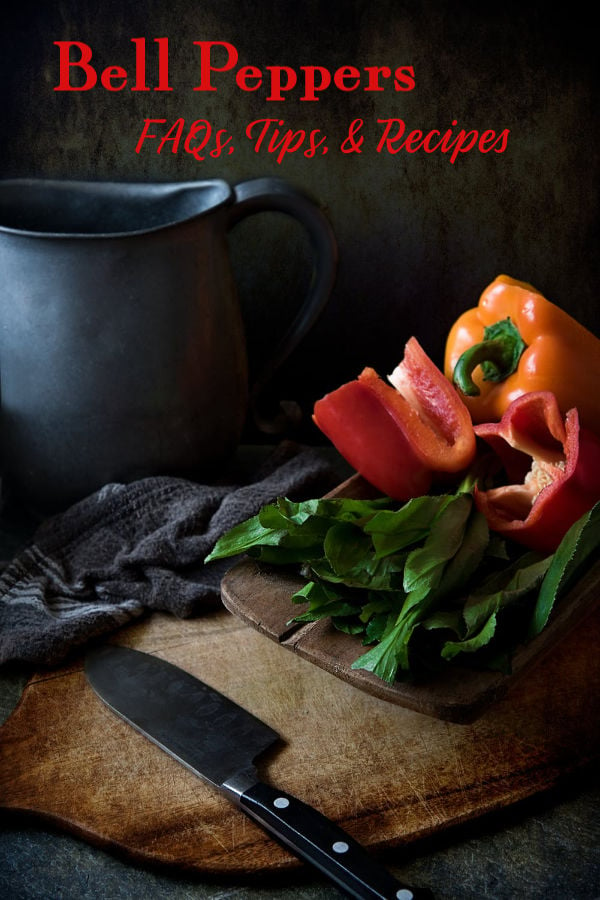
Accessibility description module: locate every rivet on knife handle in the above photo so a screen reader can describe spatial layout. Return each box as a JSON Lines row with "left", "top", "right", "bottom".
{"left": 224, "top": 774, "right": 433, "bottom": 899}
{"left": 84, "top": 646, "right": 433, "bottom": 900}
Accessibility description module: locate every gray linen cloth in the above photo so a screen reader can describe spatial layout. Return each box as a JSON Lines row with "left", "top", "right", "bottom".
{"left": 0, "top": 442, "right": 340, "bottom": 667}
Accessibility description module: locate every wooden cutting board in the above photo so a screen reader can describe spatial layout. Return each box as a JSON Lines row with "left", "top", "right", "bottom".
{"left": 0, "top": 603, "right": 599, "bottom": 876}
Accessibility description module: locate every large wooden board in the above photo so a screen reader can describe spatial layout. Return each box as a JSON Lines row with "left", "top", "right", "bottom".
{"left": 0, "top": 605, "right": 599, "bottom": 876}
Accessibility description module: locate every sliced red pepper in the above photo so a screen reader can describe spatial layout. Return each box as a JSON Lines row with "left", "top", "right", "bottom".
{"left": 473, "top": 391, "right": 600, "bottom": 553}
{"left": 312, "top": 337, "right": 476, "bottom": 500}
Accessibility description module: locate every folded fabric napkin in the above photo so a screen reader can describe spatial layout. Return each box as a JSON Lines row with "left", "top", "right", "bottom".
{"left": 0, "top": 442, "right": 342, "bottom": 667}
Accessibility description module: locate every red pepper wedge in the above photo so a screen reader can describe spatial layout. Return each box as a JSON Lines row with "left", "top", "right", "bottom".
{"left": 312, "top": 337, "right": 476, "bottom": 500}
{"left": 473, "top": 391, "right": 600, "bottom": 553}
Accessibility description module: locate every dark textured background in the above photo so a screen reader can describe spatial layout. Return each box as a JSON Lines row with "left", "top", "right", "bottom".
{"left": 0, "top": 7, "right": 599, "bottom": 896}
{"left": 1, "top": 0, "right": 598, "bottom": 438}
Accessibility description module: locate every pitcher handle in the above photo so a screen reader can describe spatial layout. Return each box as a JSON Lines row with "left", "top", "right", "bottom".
{"left": 228, "top": 177, "right": 338, "bottom": 433}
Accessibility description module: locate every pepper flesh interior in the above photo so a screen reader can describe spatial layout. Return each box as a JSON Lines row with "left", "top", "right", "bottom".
{"left": 388, "top": 362, "right": 456, "bottom": 445}
{"left": 485, "top": 458, "right": 567, "bottom": 522}
{"left": 387, "top": 336, "right": 468, "bottom": 448}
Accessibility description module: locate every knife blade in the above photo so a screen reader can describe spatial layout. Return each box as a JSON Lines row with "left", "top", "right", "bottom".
{"left": 85, "top": 645, "right": 433, "bottom": 900}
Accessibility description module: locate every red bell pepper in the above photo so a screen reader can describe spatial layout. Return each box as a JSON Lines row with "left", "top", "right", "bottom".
{"left": 473, "top": 391, "right": 600, "bottom": 553}
{"left": 312, "top": 337, "right": 476, "bottom": 500}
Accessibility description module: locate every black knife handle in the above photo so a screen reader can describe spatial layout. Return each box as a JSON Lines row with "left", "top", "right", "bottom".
{"left": 235, "top": 780, "right": 433, "bottom": 899}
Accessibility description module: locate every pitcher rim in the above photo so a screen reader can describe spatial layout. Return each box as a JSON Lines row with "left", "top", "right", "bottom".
{"left": 0, "top": 177, "right": 234, "bottom": 239}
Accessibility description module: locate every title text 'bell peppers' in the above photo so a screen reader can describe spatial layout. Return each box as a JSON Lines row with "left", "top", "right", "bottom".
{"left": 473, "top": 391, "right": 600, "bottom": 553}
{"left": 445, "top": 275, "right": 600, "bottom": 435}
{"left": 313, "top": 337, "right": 476, "bottom": 500}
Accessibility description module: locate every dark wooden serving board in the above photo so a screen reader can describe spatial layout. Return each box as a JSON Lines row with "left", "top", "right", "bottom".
{"left": 221, "top": 556, "right": 600, "bottom": 724}
{"left": 0, "top": 601, "right": 599, "bottom": 876}
{"left": 222, "top": 474, "right": 600, "bottom": 723}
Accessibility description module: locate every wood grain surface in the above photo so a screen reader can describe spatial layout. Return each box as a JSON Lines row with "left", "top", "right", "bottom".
{"left": 0, "top": 603, "right": 599, "bottom": 876}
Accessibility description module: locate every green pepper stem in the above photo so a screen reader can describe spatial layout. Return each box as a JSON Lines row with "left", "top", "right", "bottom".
{"left": 452, "top": 317, "right": 527, "bottom": 397}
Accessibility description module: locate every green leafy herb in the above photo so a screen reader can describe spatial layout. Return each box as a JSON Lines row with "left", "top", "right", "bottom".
{"left": 438, "top": 552, "right": 552, "bottom": 661}
{"left": 528, "top": 501, "right": 600, "bottom": 637}
{"left": 205, "top": 493, "right": 600, "bottom": 685}
{"left": 403, "top": 493, "right": 473, "bottom": 603}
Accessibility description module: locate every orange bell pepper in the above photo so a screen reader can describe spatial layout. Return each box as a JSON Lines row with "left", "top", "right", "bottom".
{"left": 313, "top": 337, "right": 476, "bottom": 500}
{"left": 445, "top": 275, "right": 600, "bottom": 435}
{"left": 473, "top": 391, "right": 600, "bottom": 553}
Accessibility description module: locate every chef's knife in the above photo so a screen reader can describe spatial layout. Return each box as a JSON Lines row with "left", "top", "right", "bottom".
{"left": 85, "top": 645, "right": 433, "bottom": 900}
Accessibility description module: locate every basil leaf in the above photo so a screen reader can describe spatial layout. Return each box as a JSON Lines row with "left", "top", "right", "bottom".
{"left": 323, "top": 522, "right": 373, "bottom": 576}
{"left": 351, "top": 615, "right": 408, "bottom": 683}
{"left": 422, "top": 609, "right": 464, "bottom": 636}
{"left": 440, "top": 508, "right": 489, "bottom": 599}
{"left": 359, "top": 596, "right": 398, "bottom": 623}
{"left": 441, "top": 552, "right": 552, "bottom": 660}
{"left": 205, "top": 495, "right": 391, "bottom": 564}
{"left": 441, "top": 610, "right": 500, "bottom": 660}
{"left": 363, "top": 495, "right": 451, "bottom": 557}
{"left": 333, "top": 619, "right": 367, "bottom": 635}
{"left": 351, "top": 605, "right": 423, "bottom": 681}
{"left": 290, "top": 580, "right": 361, "bottom": 622}
{"left": 204, "top": 511, "right": 284, "bottom": 561}
{"left": 529, "top": 501, "right": 600, "bottom": 637}
{"left": 248, "top": 542, "right": 325, "bottom": 565}
{"left": 463, "top": 553, "right": 551, "bottom": 633}
{"left": 403, "top": 493, "right": 473, "bottom": 603}
{"left": 364, "top": 611, "right": 392, "bottom": 644}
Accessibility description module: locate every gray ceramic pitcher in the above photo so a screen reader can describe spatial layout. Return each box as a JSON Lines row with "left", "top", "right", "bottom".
{"left": 0, "top": 177, "right": 337, "bottom": 509}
